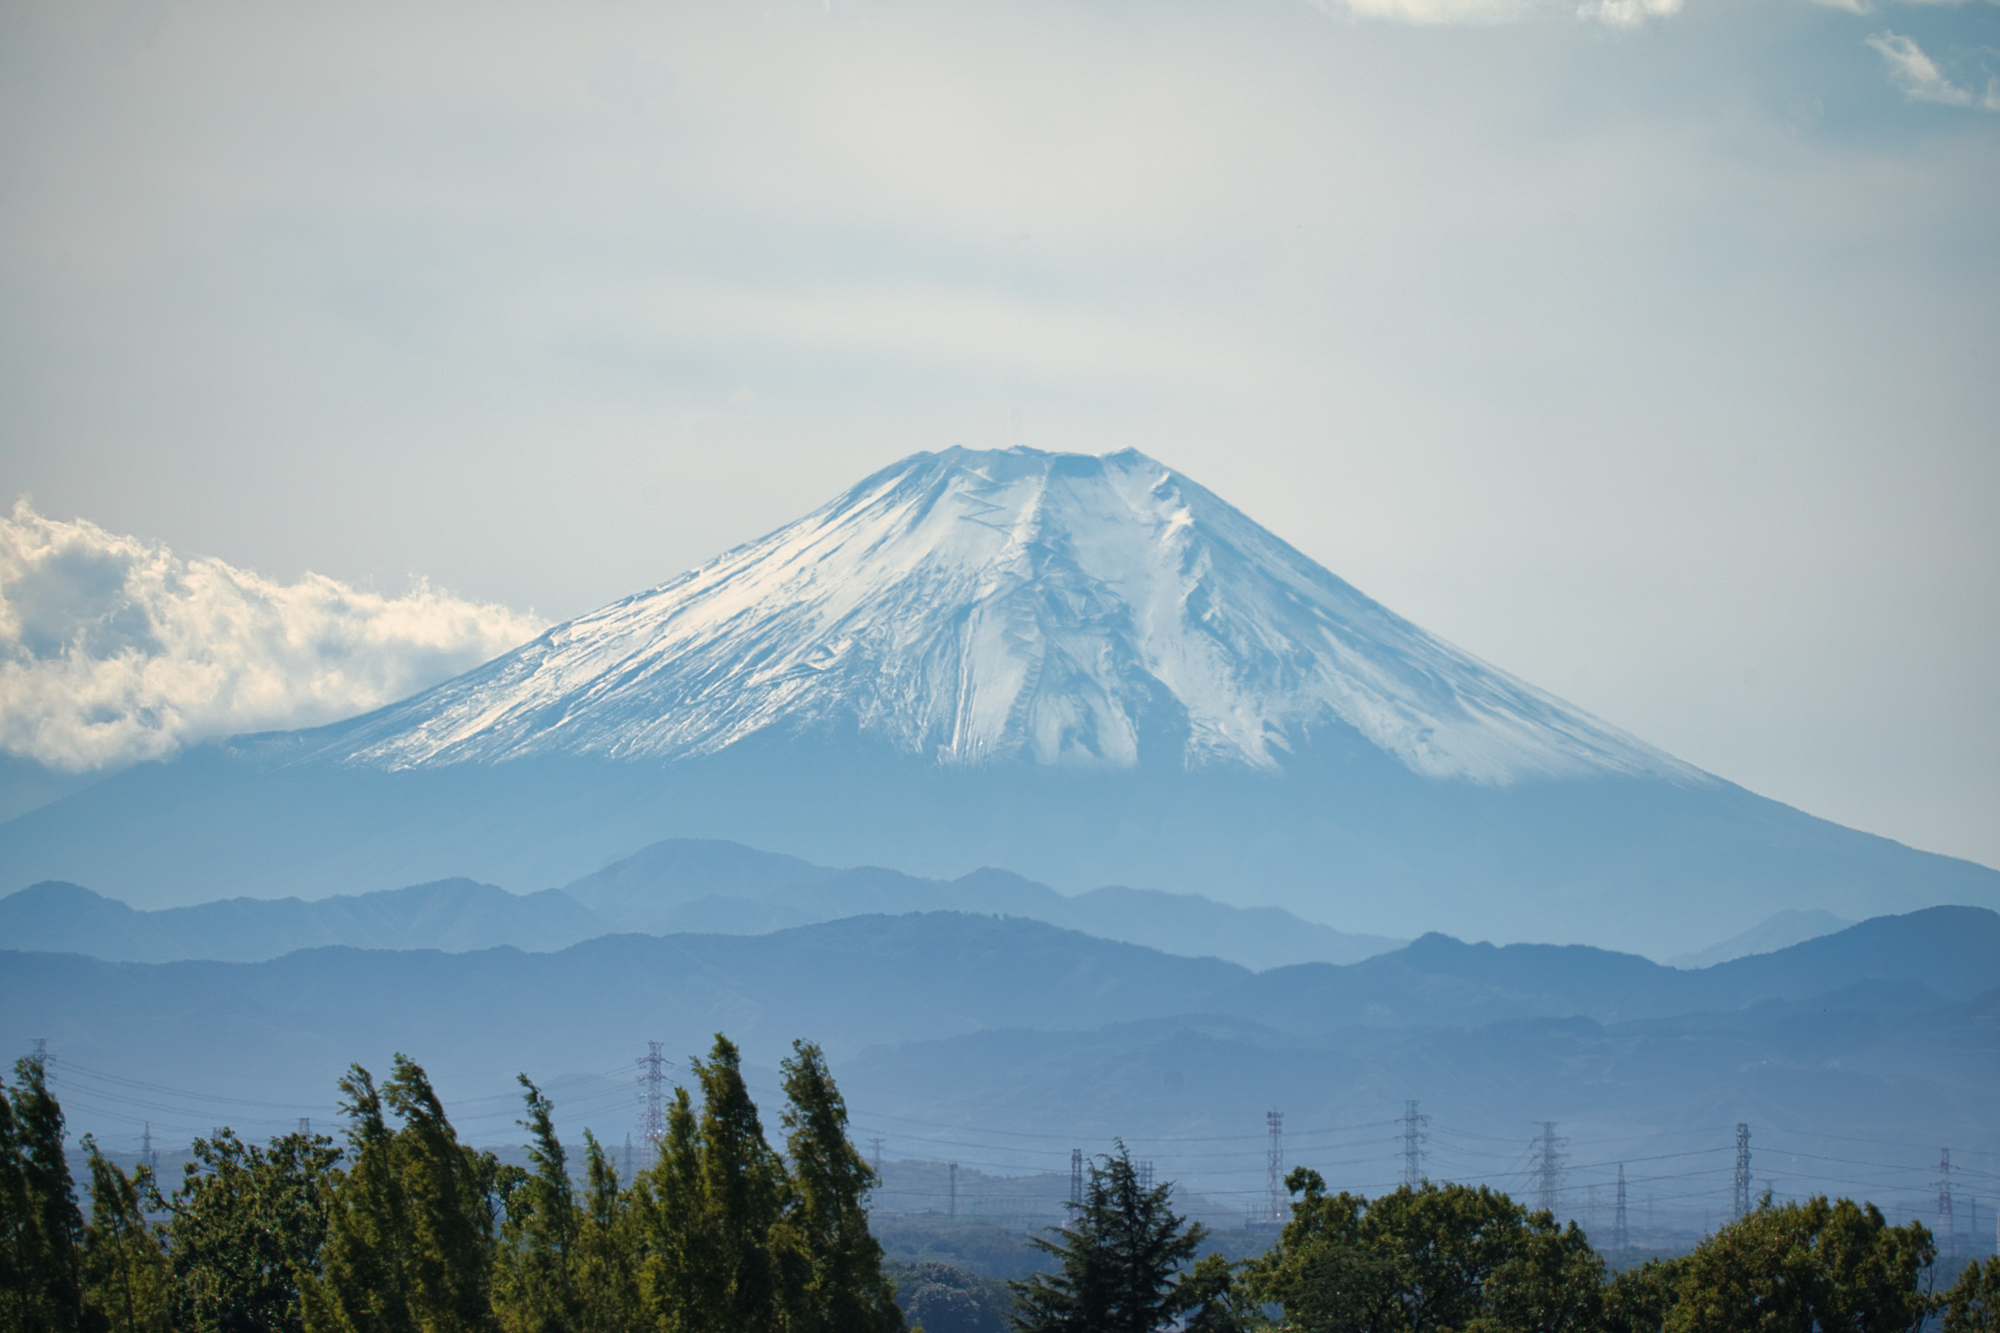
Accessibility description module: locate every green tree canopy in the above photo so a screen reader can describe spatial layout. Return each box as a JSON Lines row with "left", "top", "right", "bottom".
{"left": 773, "top": 1040, "right": 903, "bottom": 1333}
{"left": 1944, "top": 1256, "right": 2000, "bottom": 1333}
{"left": 302, "top": 1056, "right": 512, "bottom": 1333}
{"left": 1664, "top": 1196, "right": 1934, "bottom": 1333}
{"left": 165, "top": 1127, "right": 343, "bottom": 1333}
{"left": 1240, "top": 1172, "right": 1604, "bottom": 1333}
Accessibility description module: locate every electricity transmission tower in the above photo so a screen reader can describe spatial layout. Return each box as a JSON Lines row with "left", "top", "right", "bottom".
{"left": 1139, "top": 1160, "right": 1155, "bottom": 1192}
{"left": 1732, "top": 1124, "right": 1752, "bottom": 1221}
{"left": 1614, "top": 1164, "right": 1630, "bottom": 1250}
{"left": 638, "top": 1041, "right": 667, "bottom": 1145}
{"left": 948, "top": 1162, "right": 958, "bottom": 1220}
{"left": 1070, "top": 1149, "right": 1084, "bottom": 1206}
{"left": 1401, "top": 1100, "right": 1429, "bottom": 1186}
{"left": 1938, "top": 1149, "right": 1956, "bottom": 1258}
{"left": 1533, "top": 1122, "right": 1566, "bottom": 1217}
{"left": 1267, "top": 1110, "right": 1286, "bottom": 1224}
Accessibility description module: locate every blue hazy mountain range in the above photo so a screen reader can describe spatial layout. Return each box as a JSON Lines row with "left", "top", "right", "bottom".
{"left": 4, "top": 906, "right": 1994, "bottom": 1208}
{"left": 0, "top": 838, "right": 1403, "bottom": 970}
{"left": 2, "top": 447, "right": 1995, "bottom": 956}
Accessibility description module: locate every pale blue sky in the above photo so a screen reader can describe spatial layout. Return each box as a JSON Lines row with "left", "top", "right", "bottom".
{"left": 1, "top": 0, "right": 1996, "bottom": 866}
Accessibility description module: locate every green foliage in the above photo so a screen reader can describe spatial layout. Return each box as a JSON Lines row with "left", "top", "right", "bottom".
{"left": 0, "top": 1055, "right": 85, "bottom": 1333}
{"left": 565, "top": 1132, "right": 641, "bottom": 1333}
{"left": 889, "top": 1261, "right": 1010, "bottom": 1333}
{"left": 632, "top": 1036, "right": 788, "bottom": 1333}
{"left": 1241, "top": 1172, "right": 1610, "bottom": 1333}
{"left": 0, "top": 1054, "right": 1966, "bottom": 1333}
{"left": 302, "top": 1055, "right": 512, "bottom": 1333}
{"left": 1243, "top": 1172, "right": 1518, "bottom": 1333}
{"left": 1599, "top": 1259, "right": 1684, "bottom": 1333}
{"left": 1944, "top": 1256, "right": 2000, "bottom": 1333}
{"left": 1476, "top": 1217, "right": 1605, "bottom": 1333}
{"left": 774, "top": 1041, "right": 903, "bottom": 1333}
{"left": 165, "top": 1128, "right": 343, "bottom": 1333}
{"left": 494, "top": 1077, "right": 583, "bottom": 1333}
{"left": 1010, "top": 1143, "right": 1208, "bottom": 1333}
{"left": 0, "top": 1039, "right": 908, "bottom": 1333}
{"left": 1177, "top": 1253, "right": 1246, "bottom": 1333}
{"left": 77, "top": 1140, "right": 167, "bottom": 1333}
{"left": 1663, "top": 1196, "right": 1934, "bottom": 1333}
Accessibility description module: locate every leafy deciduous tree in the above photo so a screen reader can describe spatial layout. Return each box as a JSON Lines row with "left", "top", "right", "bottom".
{"left": 1664, "top": 1196, "right": 1933, "bottom": 1333}
{"left": 165, "top": 1128, "right": 343, "bottom": 1333}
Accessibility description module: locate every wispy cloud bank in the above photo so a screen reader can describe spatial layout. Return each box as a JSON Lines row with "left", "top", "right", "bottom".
{"left": 1865, "top": 30, "right": 2000, "bottom": 106}
{"left": 0, "top": 502, "right": 544, "bottom": 771}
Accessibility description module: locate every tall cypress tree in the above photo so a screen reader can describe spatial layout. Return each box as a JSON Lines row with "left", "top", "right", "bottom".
{"left": 568, "top": 1132, "right": 641, "bottom": 1333}
{"left": 0, "top": 1055, "right": 85, "bottom": 1333}
{"left": 303, "top": 1066, "right": 415, "bottom": 1333}
{"left": 633, "top": 1084, "right": 699, "bottom": 1331}
{"left": 79, "top": 1138, "right": 168, "bottom": 1333}
{"left": 687, "top": 1036, "right": 786, "bottom": 1333}
{"left": 303, "top": 1057, "right": 506, "bottom": 1333}
{"left": 773, "top": 1041, "right": 902, "bottom": 1333}
{"left": 380, "top": 1057, "right": 504, "bottom": 1333}
{"left": 494, "top": 1075, "right": 582, "bottom": 1333}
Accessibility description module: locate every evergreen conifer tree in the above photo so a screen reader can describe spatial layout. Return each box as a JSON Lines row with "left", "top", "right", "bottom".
{"left": 0, "top": 1055, "right": 85, "bottom": 1333}
{"left": 568, "top": 1133, "right": 641, "bottom": 1333}
{"left": 78, "top": 1138, "right": 168, "bottom": 1333}
{"left": 1944, "top": 1256, "right": 2000, "bottom": 1333}
{"left": 686, "top": 1036, "right": 786, "bottom": 1333}
{"left": 303, "top": 1057, "right": 507, "bottom": 1333}
{"left": 1011, "top": 1144, "right": 1206, "bottom": 1333}
{"left": 772, "top": 1041, "right": 902, "bottom": 1333}
{"left": 635, "top": 1084, "right": 705, "bottom": 1330}
{"left": 495, "top": 1077, "right": 581, "bottom": 1333}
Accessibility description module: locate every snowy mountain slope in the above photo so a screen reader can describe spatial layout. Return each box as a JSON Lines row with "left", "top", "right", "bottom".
{"left": 5, "top": 447, "right": 1994, "bottom": 953}
{"left": 303, "top": 448, "right": 1696, "bottom": 786}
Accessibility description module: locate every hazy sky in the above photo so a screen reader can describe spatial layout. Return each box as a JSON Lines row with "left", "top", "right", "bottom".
{"left": 2, "top": 0, "right": 1996, "bottom": 868}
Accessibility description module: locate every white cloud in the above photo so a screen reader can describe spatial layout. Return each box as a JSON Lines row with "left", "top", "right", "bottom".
{"left": 0, "top": 502, "right": 545, "bottom": 771}
{"left": 1578, "top": 0, "right": 1683, "bottom": 26}
{"left": 1306, "top": 0, "right": 1680, "bottom": 23}
{"left": 1865, "top": 30, "right": 2000, "bottom": 106}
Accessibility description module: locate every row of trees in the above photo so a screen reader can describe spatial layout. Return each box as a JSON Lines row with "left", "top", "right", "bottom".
{"left": 1, "top": 1038, "right": 902, "bottom": 1333}
{"left": 1032, "top": 1152, "right": 2000, "bottom": 1333}
{"left": 9, "top": 1041, "right": 2000, "bottom": 1333}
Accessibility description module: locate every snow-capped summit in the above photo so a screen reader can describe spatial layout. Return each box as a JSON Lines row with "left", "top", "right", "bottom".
{"left": 315, "top": 447, "right": 1693, "bottom": 785}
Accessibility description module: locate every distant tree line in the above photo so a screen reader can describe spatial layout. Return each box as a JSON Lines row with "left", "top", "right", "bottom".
{"left": 1018, "top": 1153, "right": 2000, "bottom": 1333}
{"left": 5, "top": 1044, "right": 1999, "bottom": 1333}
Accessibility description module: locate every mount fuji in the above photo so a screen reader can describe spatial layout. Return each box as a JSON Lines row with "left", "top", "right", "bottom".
{"left": 2, "top": 447, "right": 1993, "bottom": 955}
